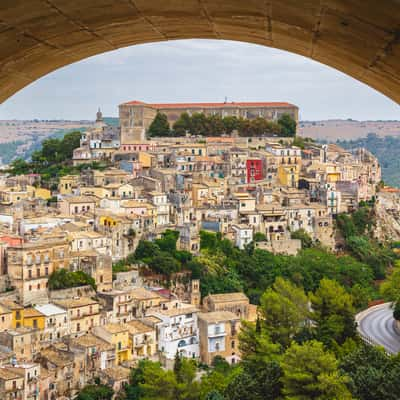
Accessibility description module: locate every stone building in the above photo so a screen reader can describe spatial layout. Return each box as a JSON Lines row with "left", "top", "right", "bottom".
{"left": 198, "top": 311, "right": 241, "bottom": 365}
{"left": 53, "top": 297, "right": 100, "bottom": 337}
{"left": 202, "top": 292, "right": 250, "bottom": 320}
{"left": 119, "top": 100, "right": 299, "bottom": 144}
{"left": 0, "top": 366, "right": 25, "bottom": 400}
{"left": 6, "top": 237, "right": 70, "bottom": 306}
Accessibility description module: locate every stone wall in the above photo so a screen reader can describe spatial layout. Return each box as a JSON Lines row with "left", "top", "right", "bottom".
{"left": 49, "top": 285, "right": 96, "bottom": 300}
{"left": 255, "top": 238, "right": 301, "bottom": 256}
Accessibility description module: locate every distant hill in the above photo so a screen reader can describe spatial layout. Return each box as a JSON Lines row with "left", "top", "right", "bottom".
{"left": 336, "top": 133, "right": 400, "bottom": 187}
{"left": 299, "top": 119, "right": 400, "bottom": 141}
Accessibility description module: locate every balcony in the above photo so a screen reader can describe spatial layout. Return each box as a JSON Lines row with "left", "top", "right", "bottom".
{"left": 116, "top": 345, "right": 129, "bottom": 352}
{"left": 208, "top": 330, "right": 227, "bottom": 339}
{"left": 117, "top": 299, "right": 132, "bottom": 305}
{"left": 135, "top": 337, "right": 153, "bottom": 347}
{"left": 70, "top": 311, "right": 98, "bottom": 320}
{"left": 117, "top": 310, "right": 130, "bottom": 317}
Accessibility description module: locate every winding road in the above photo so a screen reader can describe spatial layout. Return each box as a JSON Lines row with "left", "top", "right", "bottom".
{"left": 356, "top": 303, "right": 400, "bottom": 355}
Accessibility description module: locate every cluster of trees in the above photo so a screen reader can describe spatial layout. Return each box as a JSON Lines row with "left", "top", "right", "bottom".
{"left": 8, "top": 131, "right": 106, "bottom": 188}
{"left": 77, "top": 384, "right": 113, "bottom": 400}
{"left": 147, "top": 112, "right": 296, "bottom": 138}
{"left": 48, "top": 268, "right": 96, "bottom": 291}
{"left": 129, "top": 229, "right": 380, "bottom": 309}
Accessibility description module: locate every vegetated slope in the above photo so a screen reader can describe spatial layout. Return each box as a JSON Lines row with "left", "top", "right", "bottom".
{"left": 0, "top": 141, "right": 25, "bottom": 164}
{"left": 335, "top": 133, "right": 400, "bottom": 187}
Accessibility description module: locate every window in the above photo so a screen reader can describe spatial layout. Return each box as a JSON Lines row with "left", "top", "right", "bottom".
{"left": 77, "top": 323, "right": 80, "bottom": 332}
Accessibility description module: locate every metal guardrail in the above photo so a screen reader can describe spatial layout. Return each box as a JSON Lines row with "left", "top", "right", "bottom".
{"left": 355, "top": 302, "right": 395, "bottom": 355}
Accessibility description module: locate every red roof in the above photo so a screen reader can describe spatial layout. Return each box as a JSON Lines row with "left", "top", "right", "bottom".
{"left": 121, "top": 100, "right": 296, "bottom": 109}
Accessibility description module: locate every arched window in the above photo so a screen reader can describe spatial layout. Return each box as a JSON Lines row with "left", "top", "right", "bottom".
{"left": 178, "top": 340, "right": 186, "bottom": 348}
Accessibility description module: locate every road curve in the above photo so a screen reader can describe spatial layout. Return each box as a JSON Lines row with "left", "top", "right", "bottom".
{"left": 356, "top": 303, "right": 400, "bottom": 355}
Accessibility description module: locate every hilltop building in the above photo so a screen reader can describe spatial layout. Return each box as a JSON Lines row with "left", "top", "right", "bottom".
{"left": 119, "top": 100, "right": 299, "bottom": 143}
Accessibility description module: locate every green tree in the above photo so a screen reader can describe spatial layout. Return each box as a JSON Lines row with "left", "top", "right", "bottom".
{"left": 148, "top": 254, "right": 181, "bottom": 276}
{"left": 340, "top": 343, "right": 400, "bottom": 400}
{"left": 239, "top": 320, "right": 281, "bottom": 368}
{"left": 380, "top": 264, "right": 400, "bottom": 300}
{"left": 148, "top": 112, "right": 170, "bottom": 137}
{"left": 61, "top": 130, "right": 82, "bottom": 159}
{"left": 48, "top": 269, "right": 96, "bottom": 291}
{"left": 76, "top": 384, "right": 113, "bottom": 400}
{"left": 200, "top": 230, "right": 219, "bottom": 251}
{"left": 290, "top": 229, "right": 313, "bottom": 248}
{"left": 281, "top": 340, "right": 352, "bottom": 400}
{"left": 205, "top": 391, "right": 225, "bottom": 400}
{"left": 155, "top": 229, "right": 179, "bottom": 253}
{"left": 222, "top": 116, "right": 241, "bottom": 134}
{"left": 225, "top": 361, "right": 282, "bottom": 400}
{"left": 310, "top": 279, "right": 356, "bottom": 347}
{"left": 134, "top": 240, "right": 160, "bottom": 261}
{"left": 259, "top": 278, "right": 309, "bottom": 348}
{"left": 191, "top": 113, "right": 208, "bottom": 135}
{"left": 253, "top": 232, "right": 267, "bottom": 242}
{"left": 207, "top": 114, "right": 225, "bottom": 136}
{"left": 172, "top": 112, "right": 192, "bottom": 136}
{"left": 9, "top": 158, "right": 31, "bottom": 175}
{"left": 278, "top": 114, "right": 297, "bottom": 137}
{"left": 173, "top": 350, "right": 183, "bottom": 382}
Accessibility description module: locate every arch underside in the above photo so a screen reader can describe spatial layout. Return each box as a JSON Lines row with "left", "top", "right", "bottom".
{"left": 0, "top": 0, "right": 399, "bottom": 103}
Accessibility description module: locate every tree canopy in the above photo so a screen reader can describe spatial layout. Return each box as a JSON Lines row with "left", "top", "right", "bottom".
{"left": 281, "top": 340, "right": 352, "bottom": 400}
{"left": 150, "top": 112, "right": 297, "bottom": 137}
{"left": 48, "top": 268, "right": 96, "bottom": 291}
{"left": 148, "top": 112, "right": 171, "bottom": 137}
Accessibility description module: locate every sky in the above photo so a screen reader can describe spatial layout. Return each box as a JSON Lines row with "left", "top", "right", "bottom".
{"left": 0, "top": 39, "right": 399, "bottom": 121}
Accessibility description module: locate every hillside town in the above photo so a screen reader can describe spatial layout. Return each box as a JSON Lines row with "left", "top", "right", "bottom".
{"left": 0, "top": 100, "right": 385, "bottom": 400}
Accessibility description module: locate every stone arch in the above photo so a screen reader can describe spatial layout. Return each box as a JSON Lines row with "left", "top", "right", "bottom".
{"left": 0, "top": 1, "right": 399, "bottom": 103}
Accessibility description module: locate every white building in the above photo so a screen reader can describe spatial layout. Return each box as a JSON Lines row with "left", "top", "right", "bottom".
{"left": 147, "top": 302, "right": 199, "bottom": 360}
{"left": 68, "top": 231, "right": 111, "bottom": 256}
{"left": 148, "top": 191, "right": 170, "bottom": 226}
{"left": 34, "top": 304, "right": 69, "bottom": 345}
{"left": 232, "top": 224, "right": 253, "bottom": 249}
